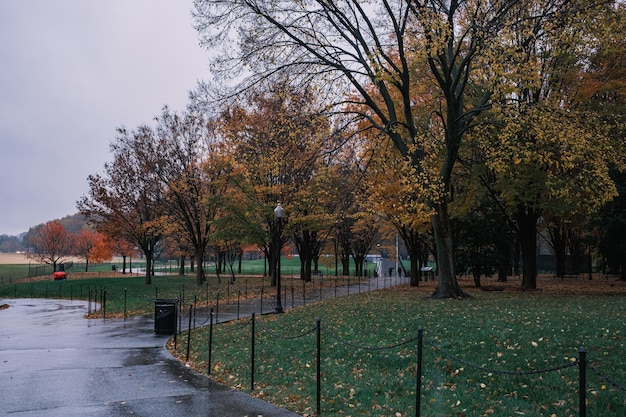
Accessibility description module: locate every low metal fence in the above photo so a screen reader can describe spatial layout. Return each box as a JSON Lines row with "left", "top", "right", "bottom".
{"left": 179, "top": 308, "right": 625, "bottom": 417}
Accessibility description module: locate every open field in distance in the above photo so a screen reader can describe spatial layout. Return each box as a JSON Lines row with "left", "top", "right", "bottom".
{"left": 0, "top": 253, "right": 89, "bottom": 265}
{"left": 0, "top": 253, "right": 31, "bottom": 264}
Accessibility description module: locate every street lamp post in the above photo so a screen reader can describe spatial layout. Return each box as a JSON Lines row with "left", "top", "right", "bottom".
{"left": 274, "top": 203, "right": 285, "bottom": 313}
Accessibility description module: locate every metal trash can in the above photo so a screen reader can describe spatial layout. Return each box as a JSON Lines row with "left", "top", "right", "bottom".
{"left": 154, "top": 299, "right": 178, "bottom": 334}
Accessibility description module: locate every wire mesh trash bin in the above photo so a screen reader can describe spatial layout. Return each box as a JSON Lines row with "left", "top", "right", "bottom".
{"left": 154, "top": 299, "right": 178, "bottom": 334}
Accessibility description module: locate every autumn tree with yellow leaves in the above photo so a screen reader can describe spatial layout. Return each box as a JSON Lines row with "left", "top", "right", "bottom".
{"left": 193, "top": 0, "right": 614, "bottom": 298}
{"left": 218, "top": 80, "right": 336, "bottom": 283}
{"left": 472, "top": 1, "right": 624, "bottom": 290}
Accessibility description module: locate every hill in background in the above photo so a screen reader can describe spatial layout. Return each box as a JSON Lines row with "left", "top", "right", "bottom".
{"left": 0, "top": 213, "right": 89, "bottom": 252}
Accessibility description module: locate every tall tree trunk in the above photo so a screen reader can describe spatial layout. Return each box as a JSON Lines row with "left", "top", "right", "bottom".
{"left": 339, "top": 241, "right": 351, "bottom": 276}
{"left": 398, "top": 227, "right": 422, "bottom": 287}
{"left": 144, "top": 251, "right": 153, "bottom": 285}
{"left": 409, "top": 254, "right": 420, "bottom": 286}
{"left": 294, "top": 229, "right": 315, "bottom": 282}
{"left": 516, "top": 206, "right": 540, "bottom": 290}
{"left": 304, "top": 257, "right": 312, "bottom": 281}
{"left": 472, "top": 268, "right": 482, "bottom": 288}
{"left": 353, "top": 254, "right": 365, "bottom": 277}
{"left": 430, "top": 204, "right": 465, "bottom": 298}
{"left": 549, "top": 224, "right": 567, "bottom": 277}
{"left": 341, "top": 255, "right": 350, "bottom": 276}
{"left": 179, "top": 255, "right": 186, "bottom": 276}
{"left": 194, "top": 247, "right": 205, "bottom": 286}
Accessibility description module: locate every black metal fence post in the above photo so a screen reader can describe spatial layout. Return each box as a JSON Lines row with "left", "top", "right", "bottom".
{"left": 186, "top": 304, "right": 193, "bottom": 361}
{"left": 416, "top": 326, "right": 423, "bottom": 417}
{"left": 102, "top": 288, "right": 107, "bottom": 320}
{"left": 251, "top": 312, "right": 256, "bottom": 391}
{"left": 316, "top": 317, "right": 322, "bottom": 416}
{"left": 178, "top": 296, "right": 182, "bottom": 338}
{"left": 215, "top": 293, "right": 220, "bottom": 322}
{"left": 579, "top": 346, "right": 587, "bottom": 417}
{"left": 173, "top": 299, "right": 179, "bottom": 350}
{"left": 207, "top": 308, "right": 214, "bottom": 375}
{"left": 124, "top": 288, "right": 127, "bottom": 319}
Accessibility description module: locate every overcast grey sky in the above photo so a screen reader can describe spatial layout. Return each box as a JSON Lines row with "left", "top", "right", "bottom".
{"left": 0, "top": 0, "right": 208, "bottom": 236}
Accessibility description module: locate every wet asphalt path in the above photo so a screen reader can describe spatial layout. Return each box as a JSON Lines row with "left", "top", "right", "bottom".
{"left": 0, "top": 298, "right": 301, "bottom": 417}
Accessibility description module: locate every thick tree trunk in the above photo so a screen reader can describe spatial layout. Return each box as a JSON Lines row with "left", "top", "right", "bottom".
{"left": 473, "top": 269, "right": 481, "bottom": 288}
{"left": 294, "top": 229, "right": 314, "bottom": 282}
{"left": 399, "top": 228, "right": 422, "bottom": 287}
{"left": 410, "top": 254, "right": 420, "bottom": 287}
{"left": 516, "top": 207, "right": 539, "bottom": 290}
{"left": 303, "top": 258, "right": 313, "bottom": 281}
{"left": 144, "top": 251, "right": 153, "bottom": 285}
{"left": 341, "top": 255, "right": 350, "bottom": 276}
{"left": 179, "top": 255, "right": 186, "bottom": 276}
{"left": 430, "top": 205, "right": 466, "bottom": 299}
{"left": 194, "top": 247, "right": 205, "bottom": 286}
{"left": 353, "top": 254, "right": 365, "bottom": 277}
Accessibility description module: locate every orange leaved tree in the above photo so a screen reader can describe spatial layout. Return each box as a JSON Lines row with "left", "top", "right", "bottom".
{"left": 26, "top": 220, "right": 73, "bottom": 272}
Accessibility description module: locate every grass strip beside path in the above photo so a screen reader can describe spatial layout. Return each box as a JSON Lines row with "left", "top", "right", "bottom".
{"left": 172, "top": 279, "right": 626, "bottom": 417}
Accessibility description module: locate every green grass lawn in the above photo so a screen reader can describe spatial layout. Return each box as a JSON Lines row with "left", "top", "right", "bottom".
{"left": 0, "top": 264, "right": 367, "bottom": 318}
{"left": 171, "top": 285, "right": 626, "bottom": 417}
{"left": 0, "top": 256, "right": 371, "bottom": 289}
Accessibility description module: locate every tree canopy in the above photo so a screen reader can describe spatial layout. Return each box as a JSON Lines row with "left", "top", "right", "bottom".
{"left": 71, "top": 0, "right": 626, "bottom": 290}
